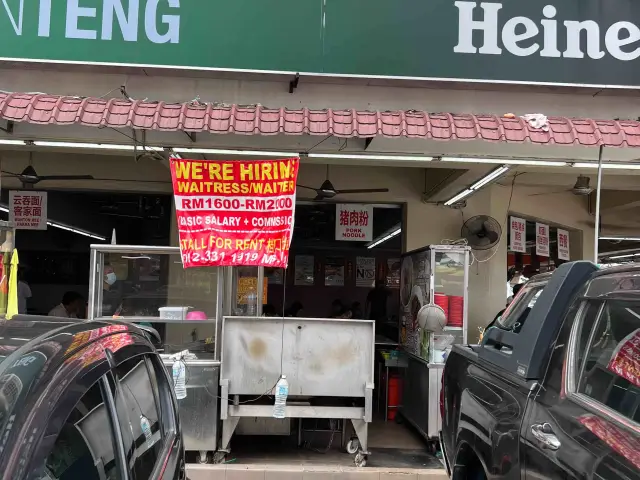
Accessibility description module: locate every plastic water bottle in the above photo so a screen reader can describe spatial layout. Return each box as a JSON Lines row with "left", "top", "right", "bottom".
{"left": 273, "top": 375, "right": 289, "bottom": 419}
{"left": 172, "top": 360, "right": 187, "bottom": 400}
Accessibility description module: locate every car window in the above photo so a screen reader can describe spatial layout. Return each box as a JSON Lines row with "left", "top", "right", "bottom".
{"left": 576, "top": 299, "right": 640, "bottom": 424}
{"left": 111, "top": 356, "right": 164, "bottom": 479}
{"left": 45, "top": 379, "right": 120, "bottom": 480}
{"left": 497, "top": 282, "right": 546, "bottom": 332}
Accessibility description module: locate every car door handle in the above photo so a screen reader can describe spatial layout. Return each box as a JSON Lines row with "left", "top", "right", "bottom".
{"left": 531, "top": 423, "right": 561, "bottom": 451}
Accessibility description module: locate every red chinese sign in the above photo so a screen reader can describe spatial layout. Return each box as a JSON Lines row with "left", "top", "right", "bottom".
{"left": 9, "top": 191, "right": 47, "bottom": 230}
{"left": 335, "top": 204, "right": 373, "bottom": 241}
{"left": 557, "top": 228, "right": 570, "bottom": 261}
{"left": 170, "top": 158, "right": 299, "bottom": 268}
{"left": 535, "top": 222, "right": 550, "bottom": 257}
{"left": 509, "top": 216, "right": 526, "bottom": 253}
{"left": 608, "top": 328, "right": 640, "bottom": 388}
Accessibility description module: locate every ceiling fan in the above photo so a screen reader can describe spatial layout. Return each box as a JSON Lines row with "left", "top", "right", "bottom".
{"left": 528, "top": 175, "right": 593, "bottom": 197}
{"left": 3, "top": 165, "right": 94, "bottom": 188}
{"left": 297, "top": 166, "right": 389, "bottom": 201}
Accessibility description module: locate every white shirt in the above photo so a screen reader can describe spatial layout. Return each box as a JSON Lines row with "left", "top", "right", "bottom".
{"left": 48, "top": 304, "right": 76, "bottom": 318}
{"left": 17, "top": 280, "right": 31, "bottom": 314}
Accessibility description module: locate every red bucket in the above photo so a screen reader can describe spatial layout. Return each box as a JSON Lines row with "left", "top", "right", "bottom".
{"left": 434, "top": 293, "right": 449, "bottom": 322}
{"left": 387, "top": 375, "right": 403, "bottom": 420}
{"left": 448, "top": 296, "right": 464, "bottom": 327}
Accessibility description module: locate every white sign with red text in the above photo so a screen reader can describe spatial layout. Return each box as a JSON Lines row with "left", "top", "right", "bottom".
{"left": 335, "top": 204, "right": 373, "bottom": 242}
{"left": 536, "top": 223, "right": 550, "bottom": 257}
{"left": 9, "top": 191, "right": 47, "bottom": 230}
{"left": 557, "top": 228, "right": 570, "bottom": 261}
{"left": 509, "top": 216, "right": 526, "bottom": 253}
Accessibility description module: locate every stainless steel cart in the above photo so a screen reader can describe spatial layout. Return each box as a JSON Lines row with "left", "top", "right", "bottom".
{"left": 218, "top": 315, "right": 375, "bottom": 467}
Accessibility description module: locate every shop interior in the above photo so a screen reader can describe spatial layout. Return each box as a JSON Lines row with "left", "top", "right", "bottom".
{"left": 7, "top": 181, "right": 436, "bottom": 466}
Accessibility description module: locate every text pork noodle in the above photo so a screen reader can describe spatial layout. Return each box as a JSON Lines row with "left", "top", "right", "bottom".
{"left": 170, "top": 157, "right": 300, "bottom": 268}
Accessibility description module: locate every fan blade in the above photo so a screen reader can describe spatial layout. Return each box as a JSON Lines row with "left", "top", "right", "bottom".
{"left": 485, "top": 230, "right": 500, "bottom": 244}
{"left": 37, "top": 175, "right": 95, "bottom": 181}
{"left": 1, "top": 171, "right": 20, "bottom": 177}
{"left": 528, "top": 189, "right": 571, "bottom": 197}
{"left": 296, "top": 184, "right": 318, "bottom": 192}
{"left": 335, "top": 188, "right": 390, "bottom": 194}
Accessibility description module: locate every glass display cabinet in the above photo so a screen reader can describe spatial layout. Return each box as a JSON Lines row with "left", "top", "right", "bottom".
{"left": 88, "top": 245, "right": 222, "bottom": 463}
{"left": 398, "top": 245, "right": 470, "bottom": 445}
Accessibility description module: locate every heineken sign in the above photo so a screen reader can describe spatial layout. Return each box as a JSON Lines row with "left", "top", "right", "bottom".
{"left": 1, "top": 0, "right": 640, "bottom": 87}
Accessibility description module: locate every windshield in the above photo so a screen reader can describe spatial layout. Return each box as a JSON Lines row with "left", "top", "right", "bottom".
{"left": 497, "top": 282, "right": 546, "bottom": 331}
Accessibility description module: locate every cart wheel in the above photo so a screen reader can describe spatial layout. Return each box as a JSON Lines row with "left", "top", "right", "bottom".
{"left": 196, "top": 451, "right": 210, "bottom": 464}
{"left": 427, "top": 441, "right": 438, "bottom": 454}
{"left": 212, "top": 451, "right": 226, "bottom": 464}
{"left": 394, "top": 412, "right": 404, "bottom": 425}
{"left": 346, "top": 438, "right": 360, "bottom": 455}
{"left": 354, "top": 452, "right": 367, "bottom": 468}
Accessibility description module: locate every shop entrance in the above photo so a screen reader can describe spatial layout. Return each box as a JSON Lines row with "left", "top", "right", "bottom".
{"left": 1, "top": 190, "right": 172, "bottom": 317}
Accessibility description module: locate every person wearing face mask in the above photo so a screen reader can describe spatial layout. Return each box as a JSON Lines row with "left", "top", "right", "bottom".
{"left": 102, "top": 264, "right": 123, "bottom": 316}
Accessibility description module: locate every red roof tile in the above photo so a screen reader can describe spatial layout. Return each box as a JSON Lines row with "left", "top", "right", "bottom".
{"left": 0, "top": 92, "right": 639, "bottom": 148}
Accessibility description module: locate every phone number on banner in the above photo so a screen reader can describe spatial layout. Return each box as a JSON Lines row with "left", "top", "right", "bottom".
{"left": 181, "top": 248, "right": 288, "bottom": 267}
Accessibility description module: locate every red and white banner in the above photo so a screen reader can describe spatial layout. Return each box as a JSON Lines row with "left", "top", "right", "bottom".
{"left": 170, "top": 158, "right": 299, "bottom": 268}
{"left": 9, "top": 191, "right": 47, "bottom": 230}
{"left": 335, "top": 204, "right": 373, "bottom": 241}
{"left": 579, "top": 414, "right": 640, "bottom": 470}
{"left": 536, "top": 222, "right": 550, "bottom": 257}
{"left": 509, "top": 216, "right": 526, "bottom": 253}
{"left": 557, "top": 228, "right": 570, "bottom": 261}
{"left": 608, "top": 328, "right": 640, "bottom": 388}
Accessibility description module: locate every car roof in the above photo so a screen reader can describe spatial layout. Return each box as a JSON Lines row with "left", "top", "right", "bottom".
{"left": 0, "top": 316, "right": 145, "bottom": 370}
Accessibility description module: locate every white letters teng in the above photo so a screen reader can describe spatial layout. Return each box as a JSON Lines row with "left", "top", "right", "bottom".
{"left": 8, "top": 0, "right": 180, "bottom": 42}
{"left": 454, "top": 1, "right": 640, "bottom": 61}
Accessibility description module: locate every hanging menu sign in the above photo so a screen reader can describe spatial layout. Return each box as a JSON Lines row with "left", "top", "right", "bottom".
{"left": 509, "top": 216, "right": 526, "bottom": 253}
{"left": 557, "top": 229, "right": 570, "bottom": 261}
{"left": 335, "top": 204, "right": 373, "bottom": 242}
{"left": 536, "top": 223, "right": 550, "bottom": 257}
{"left": 170, "top": 158, "right": 299, "bottom": 268}
{"left": 9, "top": 191, "right": 47, "bottom": 230}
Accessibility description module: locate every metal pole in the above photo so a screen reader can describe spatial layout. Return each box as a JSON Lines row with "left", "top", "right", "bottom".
{"left": 594, "top": 145, "right": 604, "bottom": 263}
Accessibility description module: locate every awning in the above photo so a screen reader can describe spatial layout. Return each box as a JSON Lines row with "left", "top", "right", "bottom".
{"left": 1, "top": 92, "right": 639, "bottom": 148}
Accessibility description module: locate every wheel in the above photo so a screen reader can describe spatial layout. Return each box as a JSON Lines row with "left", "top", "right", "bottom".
{"left": 394, "top": 412, "right": 404, "bottom": 425}
{"left": 196, "top": 451, "right": 210, "bottom": 464}
{"left": 354, "top": 452, "right": 367, "bottom": 467}
{"left": 346, "top": 438, "right": 359, "bottom": 454}
{"left": 212, "top": 451, "right": 226, "bottom": 464}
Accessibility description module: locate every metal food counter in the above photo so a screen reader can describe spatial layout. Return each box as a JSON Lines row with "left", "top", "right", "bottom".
{"left": 219, "top": 315, "right": 375, "bottom": 467}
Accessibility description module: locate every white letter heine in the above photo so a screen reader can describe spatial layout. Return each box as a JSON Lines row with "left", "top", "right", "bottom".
{"left": 540, "top": 5, "right": 561, "bottom": 57}
{"left": 502, "top": 16, "right": 539, "bottom": 56}
{"left": 564, "top": 20, "right": 604, "bottom": 59}
{"left": 145, "top": 0, "right": 180, "bottom": 44}
{"left": 605, "top": 21, "right": 640, "bottom": 61}
{"left": 454, "top": 1, "right": 503, "bottom": 55}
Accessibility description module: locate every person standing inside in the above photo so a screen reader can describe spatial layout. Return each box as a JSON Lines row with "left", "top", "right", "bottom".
{"left": 48, "top": 292, "right": 84, "bottom": 318}
{"left": 365, "top": 280, "right": 391, "bottom": 327}
{"left": 102, "top": 264, "right": 123, "bottom": 316}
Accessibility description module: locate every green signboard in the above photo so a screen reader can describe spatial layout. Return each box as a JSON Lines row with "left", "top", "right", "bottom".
{"left": 2, "top": 0, "right": 640, "bottom": 87}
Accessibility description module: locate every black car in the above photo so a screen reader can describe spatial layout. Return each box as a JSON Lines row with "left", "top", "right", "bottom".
{"left": 0, "top": 316, "right": 186, "bottom": 480}
{"left": 441, "top": 261, "right": 640, "bottom": 480}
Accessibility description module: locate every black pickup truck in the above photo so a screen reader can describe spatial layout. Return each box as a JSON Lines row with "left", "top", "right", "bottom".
{"left": 440, "top": 261, "right": 640, "bottom": 480}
